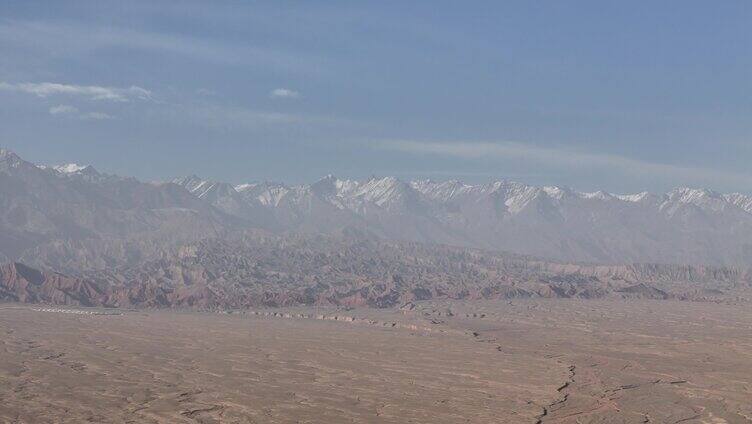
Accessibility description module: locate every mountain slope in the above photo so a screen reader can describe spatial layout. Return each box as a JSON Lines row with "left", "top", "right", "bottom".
{"left": 172, "top": 175, "right": 275, "bottom": 228}
{"left": 0, "top": 149, "right": 235, "bottom": 262}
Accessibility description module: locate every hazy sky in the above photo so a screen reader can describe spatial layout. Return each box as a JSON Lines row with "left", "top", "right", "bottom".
{"left": 1, "top": 1, "right": 750, "bottom": 193}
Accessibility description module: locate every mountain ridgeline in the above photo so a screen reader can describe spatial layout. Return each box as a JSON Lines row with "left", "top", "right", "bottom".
{"left": 174, "top": 173, "right": 752, "bottom": 266}
{"left": 3, "top": 148, "right": 752, "bottom": 267}
{"left": 182, "top": 168, "right": 752, "bottom": 266}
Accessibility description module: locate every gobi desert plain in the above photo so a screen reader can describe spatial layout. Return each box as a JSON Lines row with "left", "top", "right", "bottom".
{"left": 2, "top": 298, "right": 752, "bottom": 423}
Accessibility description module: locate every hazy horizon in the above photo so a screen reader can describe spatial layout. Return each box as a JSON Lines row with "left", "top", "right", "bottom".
{"left": 5, "top": 146, "right": 752, "bottom": 197}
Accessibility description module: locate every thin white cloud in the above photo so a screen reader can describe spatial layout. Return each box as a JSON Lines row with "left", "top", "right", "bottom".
{"left": 270, "top": 88, "right": 300, "bottom": 99}
{"left": 48, "top": 104, "right": 113, "bottom": 120}
{"left": 49, "top": 104, "right": 79, "bottom": 115}
{"left": 379, "top": 139, "right": 752, "bottom": 187}
{"left": 0, "top": 81, "right": 151, "bottom": 102}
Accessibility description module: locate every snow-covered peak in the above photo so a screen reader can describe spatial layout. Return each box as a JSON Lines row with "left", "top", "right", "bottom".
{"left": 409, "top": 179, "right": 435, "bottom": 193}
{"left": 173, "top": 176, "right": 242, "bottom": 203}
{"left": 411, "top": 179, "right": 475, "bottom": 202}
{"left": 235, "top": 181, "right": 288, "bottom": 193}
{"left": 173, "top": 175, "right": 208, "bottom": 192}
{"left": 353, "top": 177, "right": 410, "bottom": 205}
{"left": 306, "top": 175, "right": 361, "bottom": 204}
{"left": 0, "top": 148, "right": 24, "bottom": 169}
{"left": 724, "top": 193, "right": 752, "bottom": 214}
{"left": 669, "top": 187, "right": 721, "bottom": 202}
{"left": 668, "top": 187, "right": 729, "bottom": 208}
{"left": 129, "top": 165, "right": 752, "bottom": 228}
{"left": 234, "top": 181, "right": 289, "bottom": 207}
{"left": 54, "top": 163, "right": 90, "bottom": 174}
{"left": 234, "top": 183, "right": 255, "bottom": 192}
{"left": 310, "top": 174, "right": 340, "bottom": 197}
{"left": 52, "top": 163, "right": 101, "bottom": 179}
{"left": 335, "top": 178, "right": 359, "bottom": 196}
{"left": 0, "top": 148, "right": 20, "bottom": 160}
{"left": 502, "top": 183, "right": 546, "bottom": 214}
{"left": 616, "top": 191, "right": 651, "bottom": 202}
{"left": 580, "top": 190, "right": 613, "bottom": 200}
{"left": 661, "top": 187, "right": 730, "bottom": 214}
{"left": 542, "top": 186, "right": 571, "bottom": 200}
{"left": 308, "top": 176, "right": 425, "bottom": 213}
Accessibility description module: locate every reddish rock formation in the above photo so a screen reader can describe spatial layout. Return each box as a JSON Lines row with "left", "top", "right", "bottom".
{"left": 0, "top": 262, "right": 107, "bottom": 306}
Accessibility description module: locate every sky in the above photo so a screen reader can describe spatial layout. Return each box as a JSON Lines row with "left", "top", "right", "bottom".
{"left": 0, "top": 1, "right": 750, "bottom": 194}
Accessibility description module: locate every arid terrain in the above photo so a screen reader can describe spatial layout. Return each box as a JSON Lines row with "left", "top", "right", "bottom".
{"left": 1, "top": 300, "right": 751, "bottom": 423}
{"left": 2, "top": 149, "right": 752, "bottom": 423}
{"left": 2, "top": 1, "right": 751, "bottom": 422}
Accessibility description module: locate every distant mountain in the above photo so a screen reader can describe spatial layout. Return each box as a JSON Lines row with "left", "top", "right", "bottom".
{"left": 3, "top": 148, "right": 752, "bottom": 266}
{"left": 171, "top": 175, "right": 275, "bottom": 227}
{"left": 0, "top": 149, "right": 233, "bottom": 264}
{"left": 176, "top": 173, "right": 752, "bottom": 266}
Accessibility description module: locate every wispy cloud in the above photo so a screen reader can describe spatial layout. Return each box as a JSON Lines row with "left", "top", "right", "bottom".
{"left": 48, "top": 104, "right": 113, "bottom": 120}
{"left": 0, "top": 81, "right": 151, "bottom": 102}
{"left": 270, "top": 88, "right": 300, "bottom": 99}
{"left": 49, "top": 104, "right": 79, "bottom": 115}
{"left": 379, "top": 140, "right": 752, "bottom": 187}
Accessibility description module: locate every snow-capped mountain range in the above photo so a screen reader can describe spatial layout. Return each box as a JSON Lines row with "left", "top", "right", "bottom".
{"left": 178, "top": 173, "right": 752, "bottom": 217}
{"left": 172, "top": 169, "right": 752, "bottom": 266}
{"left": 2, "top": 148, "right": 752, "bottom": 266}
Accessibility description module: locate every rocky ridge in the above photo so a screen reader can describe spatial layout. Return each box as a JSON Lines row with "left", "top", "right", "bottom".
{"left": 3, "top": 234, "right": 750, "bottom": 309}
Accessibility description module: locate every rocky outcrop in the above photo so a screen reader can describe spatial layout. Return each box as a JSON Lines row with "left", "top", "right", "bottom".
{"left": 0, "top": 262, "right": 107, "bottom": 306}
{"left": 616, "top": 283, "right": 670, "bottom": 300}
